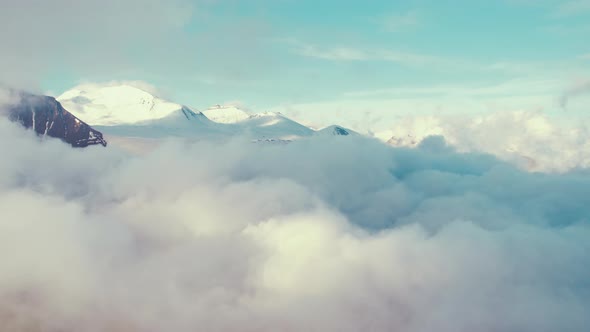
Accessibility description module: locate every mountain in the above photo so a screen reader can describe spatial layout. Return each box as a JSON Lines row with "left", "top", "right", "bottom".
{"left": 93, "top": 105, "right": 219, "bottom": 139}
{"left": 202, "top": 105, "right": 250, "bottom": 124}
{"left": 235, "top": 112, "right": 315, "bottom": 139}
{"left": 4, "top": 91, "right": 107, "bottom": 147}
{"left": 54, "top": 83, "right": 357, "bottom": 146}
{"left": 57, "top": 84, "right": 188, "bottom": 126}
{"left": 57, "top": 83, "right": 317, "bottom": 142}
{"left": 316, "top": 125, "right": 356, "bottom": 136}
{"left": 58, "top": 83, "right": 222, "bottom": 140}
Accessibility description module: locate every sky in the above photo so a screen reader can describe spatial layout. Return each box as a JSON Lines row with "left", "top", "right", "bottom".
{"left": 0, "top": 0, "right": 588, "bottom": 118}
{"left": 2, "top": 2, "right": 590, "bottom": 330}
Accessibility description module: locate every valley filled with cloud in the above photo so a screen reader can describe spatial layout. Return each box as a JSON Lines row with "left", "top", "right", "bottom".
{"left": 0, "top": 114, "right": 589, "bottom": 331}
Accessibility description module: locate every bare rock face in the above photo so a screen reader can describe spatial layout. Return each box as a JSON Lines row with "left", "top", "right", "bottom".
{"left": 4, "top": 92, "right": 107, "bottom": 147}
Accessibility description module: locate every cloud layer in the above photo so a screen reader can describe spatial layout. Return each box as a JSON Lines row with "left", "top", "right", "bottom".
{"left": 381, "top": 111, "right": 590, "bottom": 172}
{"left": 0, "top": 115, "right": 589, "bottom": 331}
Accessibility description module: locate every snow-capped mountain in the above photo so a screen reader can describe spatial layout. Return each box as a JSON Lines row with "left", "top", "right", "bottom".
{"left": 55, "top": 83, "right": 318, "bottom": 142}
{"left": 202, "top": 105, "right": 314, "bottom": 139}
{"left": 316, "top": 125, "right": 357, "bottom": 136}
{"left": 3, "top": 91, "right": 107, "bottom": 147}
{"left": 50, "top": 83, "right": 357, "bottom": 148}
{"left": 57, "top": 84, "right": 189, "bottom": 126}
{"left": 57, "top": 83, "right": 222, "bottom": 140}
{"left": 93, "top": 105, "right": 218, "bottom": 139}
{"left": 235, "top": 112, "right": 314, "bottom": 139}
{"left": 202, "top": 104, "right": 250, "bottom": 124}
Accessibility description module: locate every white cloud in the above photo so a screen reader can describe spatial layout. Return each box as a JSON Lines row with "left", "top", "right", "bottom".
{"left": 559, "top": 78, "right": 590, "bottom": 108}
{"left": 555, "top": 0, "right": 590, "bottom": 16}
{"left": 290, "top": 41, "right": 456, "bottom": 67}
{"left": 0, "top": 112, "right": 589, "bottom": 330}
{"left": 297, "top": 44, "right": 371, "bottom": 61}
{"left": 67, "top": 80, "right": 167, "bottom": 99}
{"left": 380, "top": 111, "right": 590, "bottom": 172}
{"left": 343, "top": 78, "right": 561, "bottom": 98}
{"left": 269, "top": 77, "right": 568, "bottom": 139}
{"left": 378, "top": 11, "right": 420, "bottom": 32}
{"left": 0, "top": 0, "right": 194, "bottom": 89}
{"left": 288, "top": 40, "right": 566, "bottom": 77}
{"left": 0, "top": 0, "right": 281, "bottom": 94}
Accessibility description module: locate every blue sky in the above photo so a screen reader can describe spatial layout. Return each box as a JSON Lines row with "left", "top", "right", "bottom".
{"left": 29, "top": 0, "right": 590, "bottom": 118}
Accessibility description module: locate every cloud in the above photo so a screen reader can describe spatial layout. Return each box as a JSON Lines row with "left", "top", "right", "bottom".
{"left": 0, "top": 0, "right": 194, "bottom": 89}
{"left": 343, "top": 78, "right": 560, "bottom": 98}
{"left": 290, "top": 41, "right": 452, "bottom": 67}
{"left": 554, "top": 0, "right": 590, "bottom": 16}
{"left": 269, "top": 77, "right": 571, "bottom": 144}
{"left": 0, "top": 88, "right": 20, "bottom": 108}
{"left": 0, "top": 111, "right": 589, "bottom": 331}
{"left": 65, "top": 80, "right": 167, "bottom": 99}
{"left": 380, "top": 110, "right": 590, "bottom": 172}
{"left": 295, "top": 44, "right": 370, "bottom": 61}
{"left": 288, "top": 40, "right": 560, "bottom": 77}
{"left": 559, "top": 79, "right": 590, "bottom": 109}
{"left": 0, "top": 0, "right": 283, "bottom": 98}
{"left": 378, "top": 10, "right": 420, "bottom": 32}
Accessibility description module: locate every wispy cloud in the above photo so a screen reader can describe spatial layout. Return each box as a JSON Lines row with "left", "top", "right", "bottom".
{"left": 288, "top": 40, "right": 562, "bottom": 76}
{"left": 289, "top": 40, "right": 451, "bottom": 67}
{"left": 559, "top": 79, "right": 590, "bottom": 108}
{"left": 554, "top": 0, "right": 590, "bottom": 16}
{"left": 377, "top": 10, "right": 420, "bottom": 32}
{"left": 342, "top": 78, "right": 561, "bottom": 99}
{"left": 0, "top": 0, "right": 196, "bottom": 89}
{"left": 542, "top": 23, "right": 590, "bottom": 36}
{"left": 296, "top": 44, "right": 370, "bottom": 61}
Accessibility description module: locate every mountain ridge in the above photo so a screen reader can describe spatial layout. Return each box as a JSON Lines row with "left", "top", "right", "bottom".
{"left": 3, "top": 91, "right": 107, "bottom": 147}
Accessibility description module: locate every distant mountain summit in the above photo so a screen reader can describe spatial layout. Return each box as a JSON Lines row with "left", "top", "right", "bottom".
{"left": 202, "top": 104, "right": 250, "bottom": 124}
{"left": 57, "top": 84, "right": 192, "bottom": 126}
{"left": 316, "top": 125, "right": 356, "bottom": 136}
{"left": 4, "top": 92, "right": 107, "bottom": 147}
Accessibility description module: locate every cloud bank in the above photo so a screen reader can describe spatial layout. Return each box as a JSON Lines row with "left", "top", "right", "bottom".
{"left": 0, "top": 115, "right": 589, "bottom": 331}
{"left": 378, "top": 111, "right": 590, "bottom": 173}
{"left": 560, "top": 79, "right": 590, "bottom": 109}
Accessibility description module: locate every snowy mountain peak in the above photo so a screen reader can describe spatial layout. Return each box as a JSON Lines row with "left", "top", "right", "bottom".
{"left": 202, "top": 104, "right": 250, "bottom": 124}
{"left": 248, "top": 111, "right": 283, "bottom": 118}
{"left": 57, "top": 83, "right": 185, "bottom": 126}
{"left": 317, "top": 125, "right": 354, "bottom": 136}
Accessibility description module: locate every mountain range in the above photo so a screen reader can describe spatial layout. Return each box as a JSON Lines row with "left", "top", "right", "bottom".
{"left": 1, "top": 83, "right": 355, "bottom": 149}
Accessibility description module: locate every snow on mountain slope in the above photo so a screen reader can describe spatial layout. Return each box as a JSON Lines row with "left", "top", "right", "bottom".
{"left": 316, "top": 125, "right": 357, "bottom": 136}
{"left": 236, "top": 112, "right": 315, "bottom": 140}
{"left": 88, "top": 104, "right": 313, "bottom": 140}
{"left": 94, "top": 105, "right": 220, "bottom": 139}
{"left": 57, "top": 84, "right": 187, "bottom": 126}
{"left": 202, "top": 104, "right": 250, "bottom": 124}
{"left": 56, "top": 83, "right": 316, "bottom": 144}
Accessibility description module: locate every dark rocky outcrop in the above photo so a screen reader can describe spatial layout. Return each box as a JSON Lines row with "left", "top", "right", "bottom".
{"left": 4, "top": 92, "right": 107, "bottom": 147}
{"left": 316, "top": 125, "right": 355, "bottom": 137}
{"left": 332, "top": 126, "right": 350, "bottom": 136}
